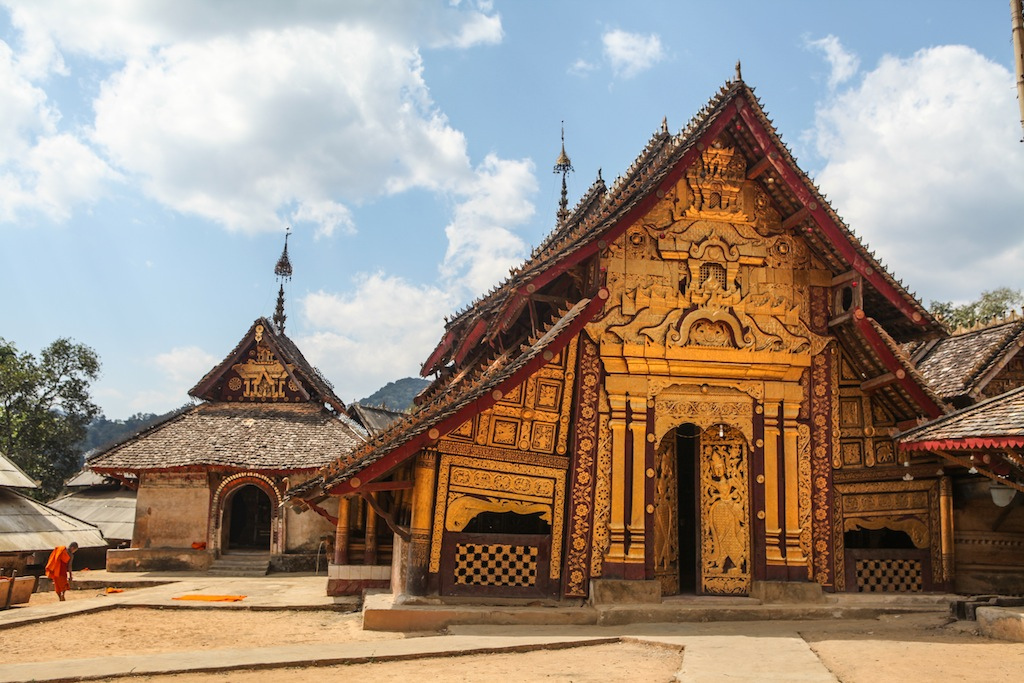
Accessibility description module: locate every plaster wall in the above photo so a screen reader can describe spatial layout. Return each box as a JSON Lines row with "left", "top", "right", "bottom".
{"left": 285, "top": 497, "right": 338, "bottom": 552}
{"left": 132, "top": 471, "right": 209, "bottom": 548}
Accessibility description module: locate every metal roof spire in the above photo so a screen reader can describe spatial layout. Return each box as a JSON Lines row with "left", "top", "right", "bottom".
{"left": 273, "top": 227, "right": 292, "bottom": 333}
{"left": 553, "top": 121, "right": 574, "bottom": 225}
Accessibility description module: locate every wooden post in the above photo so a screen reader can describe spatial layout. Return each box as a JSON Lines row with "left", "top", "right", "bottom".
{"left": 364, "top": 493, "right": 379, "bottom": 565}
{"left": 405, "top": 450, "right": 437, "bottom": 596}
{"left": 333, "top": 496, "right": 350, "bottom": 565}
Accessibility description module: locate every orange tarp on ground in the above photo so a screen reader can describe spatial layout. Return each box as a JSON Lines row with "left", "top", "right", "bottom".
{"left": 172, "top": 594, "right": 246, "bottom": 602}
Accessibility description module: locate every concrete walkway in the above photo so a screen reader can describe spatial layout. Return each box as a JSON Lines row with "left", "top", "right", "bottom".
{"left": 0, "top": 571, "right": 965, "bottom": 682}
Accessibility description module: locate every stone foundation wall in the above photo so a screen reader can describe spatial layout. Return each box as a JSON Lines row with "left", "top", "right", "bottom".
{"left": 106, "top": 548, "right": 211, "bottom": 572}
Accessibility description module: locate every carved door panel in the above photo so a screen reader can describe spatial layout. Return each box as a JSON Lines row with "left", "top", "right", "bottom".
{"left": 699, "top": 426, "right": 751, "bottom": 595}
{"left": 653, "top": 436, "right": 680, "bottom": 594}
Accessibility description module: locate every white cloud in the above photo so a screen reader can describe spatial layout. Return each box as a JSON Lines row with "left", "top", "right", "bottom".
{"left": 441, "top": 154, "right": 536, "bottom": 298}
{"left": 569, "top": 58, "right": 597, "bottom": 77}
{"left": 811, "top": 45, "right": 1024, "bottom": 303}
{"left": 0, "top": 39, "right": 117, "bottom": 222}
{"left": 154, "top": 346, "right": 218, "bottom": 386}
{"left": 602, "top": 29, "right": 664, "bottom": 79}
{"left": 806, "top": 34, "right": 860, "bottom": 90}
{"left": 297, "top": 273, "right": 454, "bottom": 400}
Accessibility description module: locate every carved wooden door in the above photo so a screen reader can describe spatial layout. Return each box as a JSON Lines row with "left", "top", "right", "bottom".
{"left": 698, "top": 426, "right": 751, "bottom": 594}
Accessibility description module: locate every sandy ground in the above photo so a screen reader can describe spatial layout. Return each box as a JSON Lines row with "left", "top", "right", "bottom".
{"left": 5, "top": 599, "right": 1024, "bottom": 682}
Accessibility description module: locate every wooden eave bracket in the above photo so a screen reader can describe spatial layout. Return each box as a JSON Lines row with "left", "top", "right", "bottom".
{"left": 360, "top": 491, "right": 411, "bottom": 542}
{"left": 860, "top": 369, "right": 905, "bottom": 393}
{"left": 291, "top": 497, "right": 338, "bottom": 526}
{"left": 922, "top": 449, "right": 1024, "bottom": 496}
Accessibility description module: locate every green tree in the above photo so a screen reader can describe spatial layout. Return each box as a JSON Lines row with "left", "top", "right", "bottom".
{"left": 0, "top": 337, "right": 101, "bottom": 499}
{"left": 929, "top": 287, "right": 1024, "bottom": 329}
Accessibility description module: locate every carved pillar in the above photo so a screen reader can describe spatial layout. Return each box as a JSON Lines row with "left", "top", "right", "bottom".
{"left": 940, "top": 475, "right": 954, "bottom": 588}
{"left": 605, "top": 393, "right": 629, "bottom": 573}
{"left": 333, "top": 496, "right": 351, "bottom": 565}
{"left": 625, "top": 395, "right": 649, "bottom": 577}
{"left": 762, "top": 399, "right": 785, "bottom": 571}
{"left": 364, "top": 493, "right": 379, "bottom": 565}
{"left": 782, "top": 400, "right": 807, "bottom": 572}
{"left": 405, "top": 450, "right": 437, "bottom": 596}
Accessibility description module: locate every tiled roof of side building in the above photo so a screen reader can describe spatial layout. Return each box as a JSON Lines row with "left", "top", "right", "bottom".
{"left": 898, "top": 385, "right": 1024, "bottom": 446}
{"left": 913, "top": 318, "right": 1024, "bottom": 400}
{"left": 88, "top": 402, "right": 367, "bottom": 473}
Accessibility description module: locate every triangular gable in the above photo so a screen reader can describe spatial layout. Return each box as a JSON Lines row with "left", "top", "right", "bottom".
{"left": 913, "top": 317, "right": 1024, "bottom": 403}
{"left": 422, "top": 79, "right": 940, "bottom": 377}
{"left": 190, "top": 317, "right": 345, "bottom": 413}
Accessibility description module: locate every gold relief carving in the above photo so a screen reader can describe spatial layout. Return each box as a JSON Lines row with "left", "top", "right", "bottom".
{"left": 231, "top": 343, "right": 295, "bottom": 400}
{"left": 875, "top": 441, "right": 896, "bottom": 465}
{"left": 831, "top": 349, "right": 842, "bottom": 470}
{"left": 653, "top": 433, "right": 680, "bottom": 594}
{"left": 591, "top": 413, "right": 612, "bottom": 577}
{"left": 844, "top": 516, "right": 929, "bottom": 549}
{"left": 841, "top": 441, "right": 862, "bottom": 466}
{"left": 839, "top": 399, "right": 862, "bottom": 427}
{"left": 654, "top": 386, "right": 754, "bottom": 446}
{"left": 535, "top": 380, "right": 562, "bottom": 410}
{"left": 437, "top": 440, "right": 567, "bottom": 469}
{"left": 685, "top": 142, "right": 748, "bottom": 219}
{"left": 681, "top": 317, "right": 741, "bottom": 348}
{"left": 445, "top": 496, "right": 552, "bottom": 532}
{"left": 500, "top": 383, "right": 523, "bottom": 405}
{"left": 228, "top": 377, "right": 242, "bottom": 391}
{"left": 530, "top": 422, "right": 556, "bottom": 453}
{"left": 429, "top": 459, "right": 453, "bottom": 573}
{"left": 797, "top": 424, "right": 813, "bottom": 579}
{"left": 700, "top": 426, "right": 750, "bottom": 594}
{"left": 491, "top": 418, "right": 520, "bottom": 446}
{"left": 565, "top": 336, "right": 600, "bottom": 596}
{"left": 439, "top": 455, "right": 565, "bottom": 579}
{"left": 449, "top": 419, "right": 474, "bottom": 441}
{"left": 810, "top": 350, "right": 833, "bottom": 586}
{"left": 833, "top": 490, "right": 845, "bottom": 591}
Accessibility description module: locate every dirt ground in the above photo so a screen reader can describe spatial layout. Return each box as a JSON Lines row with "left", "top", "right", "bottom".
{"left": 6, "top": 597, "right": 1024, "bottom": 682}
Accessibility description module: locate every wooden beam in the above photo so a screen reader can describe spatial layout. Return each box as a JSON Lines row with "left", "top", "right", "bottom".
{"left": 781, "top": 207, "right": 809, "bottom": 231}
{"left": 831, "top": 270, "right": 858, "bottom": 287}
{"left": 746, "top": 155, "right": 773, "bottom": 180}
{"left": 360, "top": 491, "right": 411, "bottom": 542}
{"left": 860, "top": 369, "right": 904, "bottom": 393}
{"left": 348, "top": 480, "right": 414, "bottom": 493}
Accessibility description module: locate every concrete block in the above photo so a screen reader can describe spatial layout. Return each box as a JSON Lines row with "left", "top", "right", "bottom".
{"left": 589, "top": 579, "right": 661, "bottom": 605}
{"left": 976, "top": 606, "right": 1024, "bottom": 642}
{"left": 749, "top": 580, "right": 827, "bottom": 604}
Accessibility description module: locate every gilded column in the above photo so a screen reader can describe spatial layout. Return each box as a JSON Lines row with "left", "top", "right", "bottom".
{"left": 762, "top": 400, "right": 784, "bottom": 568}
{"left": 782, "top": 399, "right": 807, "bottom": 570}
{"left": 364, "top": 493, "right": 379, "bottom": 565}
{"left": 939, "top": 475, "right": 954, "bottom": 587}
{"left": 625, "top": 395, "right": 649, "bottom": 573}
{"left": 405, "top": 449, "right": 437, "bottom": 596}
{"left": 333, "top": 496, "right": 351, "bottom": 565}
{"left": 606, "top": 393, "right": 629, "bottom": 570}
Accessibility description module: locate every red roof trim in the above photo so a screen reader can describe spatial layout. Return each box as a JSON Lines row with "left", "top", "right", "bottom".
{"left": 421, "top": 329, "right": 455, "bottom": 377}
{"left": 900, "top": 437, "right": 1024, "bottom": 452}
{"left": 327, "top": 292, "right": 608, "bottom": 496}
{"left": 452, "top": 318, "right": 488, "bottom": 367}
{"left": 853, "top": 312, "right": 944, "bottom": 418}
{"left": 736, "top": 105, "right": 927, "bottom": 328}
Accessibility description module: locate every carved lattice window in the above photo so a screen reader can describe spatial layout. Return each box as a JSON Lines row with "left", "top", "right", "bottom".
{"left": 699, "top": 262, "right": 727, "bottom": 289}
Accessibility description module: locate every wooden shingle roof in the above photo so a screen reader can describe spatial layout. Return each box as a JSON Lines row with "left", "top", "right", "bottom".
{"left": 898, "top": 385, "right": 1024, "bottom": 450}
{"left": 911, "top": 318, "right": 1024, "bottom": 402}
{"left": 88, "top": 402, "right": 366, "bottom": 474}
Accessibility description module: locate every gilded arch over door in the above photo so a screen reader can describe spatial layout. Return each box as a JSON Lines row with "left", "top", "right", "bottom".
{"left": 210, "top": 472, "right": 283, "bottom": 556}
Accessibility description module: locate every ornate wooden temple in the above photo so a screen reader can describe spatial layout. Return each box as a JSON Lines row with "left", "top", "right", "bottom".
{"left": 288, "top": 75, "right": 1024, "bottom": 600}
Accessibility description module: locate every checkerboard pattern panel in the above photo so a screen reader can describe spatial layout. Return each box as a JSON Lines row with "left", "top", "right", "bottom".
{"left": 855, "top": 558, "right": 923, "bottom": 592}
{"left": 454, "top": 543, "right": 538, "bottom": 587}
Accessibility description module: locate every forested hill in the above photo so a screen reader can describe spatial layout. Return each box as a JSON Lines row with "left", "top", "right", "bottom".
{"left": 357, "top": 377, "right": 430, "bottom": 411}
{"left": 82, "top": 412, "right": 168, "bottom": 454}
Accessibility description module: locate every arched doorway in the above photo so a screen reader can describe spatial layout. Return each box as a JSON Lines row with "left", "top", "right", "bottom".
{"left": 654, "top": 422, "right": 751, "bottom": 595}
{"left": 224, "top": 484, "right": 272, "bottom": 551}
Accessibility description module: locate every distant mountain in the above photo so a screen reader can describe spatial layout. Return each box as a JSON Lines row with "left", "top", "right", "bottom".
{"left": 81, "top": 412, "right": 169, "bottom": 455}
{"left": 357, "top": 377, "right": 430, "bottom": 411}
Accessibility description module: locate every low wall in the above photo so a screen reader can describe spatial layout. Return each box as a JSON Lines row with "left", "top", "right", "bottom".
{"left": 326, "top": 564, "right": 391, "bottom": 596}
{"left": 106, "top": 548, "right": 211, "bottom": 572}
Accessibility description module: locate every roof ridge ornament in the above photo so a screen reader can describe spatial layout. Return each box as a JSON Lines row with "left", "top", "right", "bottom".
{"left": 273, "top": 227, "right": 292, "bottom": 333}
{"left": 553, "top": 121, "right": 574, "bottom": 225}
{"left": 735, "top": 60, "right": 743, "bottom": 82}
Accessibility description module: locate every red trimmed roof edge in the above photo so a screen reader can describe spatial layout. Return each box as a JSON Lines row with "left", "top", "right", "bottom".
{"left": 900, "top": 437, "right": 1024, "bottom": 452}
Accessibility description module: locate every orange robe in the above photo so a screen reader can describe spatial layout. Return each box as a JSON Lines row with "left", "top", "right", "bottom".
{"left": 45, "top": 546, "right": 72, "bottom": 594}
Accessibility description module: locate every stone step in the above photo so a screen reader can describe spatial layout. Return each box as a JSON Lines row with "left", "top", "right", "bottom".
{"left": 206, "top": 554, "right": 270, "bottom": 577}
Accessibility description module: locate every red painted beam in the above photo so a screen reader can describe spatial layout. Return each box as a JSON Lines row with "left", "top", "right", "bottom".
{"left": 421, "top": 329, "right": 455, "bottom": 376}
{"left": 737, "top": 105, "right": 928, "bottom": 328}
{"left": 852, "top": 312, "right": 944, "bottom": 418}
{"left": 326, "top": 291, "right": 609, "bottom": 496}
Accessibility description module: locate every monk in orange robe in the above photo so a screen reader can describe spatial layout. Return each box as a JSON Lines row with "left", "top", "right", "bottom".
{"left": 44, "top": 542, "right": 78, "bottom": 601}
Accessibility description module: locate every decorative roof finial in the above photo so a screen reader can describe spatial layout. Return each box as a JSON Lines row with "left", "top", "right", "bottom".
{"left": 553, "top": 121, "right": 574, "bottom": 225}
{"left": 273, "top": 227, "right": 292, "bottom": 333}
{"left": 735, "top": 60, "right": 743, "bottom": 82}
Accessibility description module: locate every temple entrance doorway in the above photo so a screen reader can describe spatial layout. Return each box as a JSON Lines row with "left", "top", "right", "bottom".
{"left": 654, "top": 422, "right": 752, "bottom": 596}
{"left": 224, "top": 484, "right": 272, "bottom": 551}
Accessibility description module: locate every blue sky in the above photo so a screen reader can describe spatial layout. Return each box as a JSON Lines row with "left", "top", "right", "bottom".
{"left": 2, "top": 1, "right": 1022, "bottom": 420}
